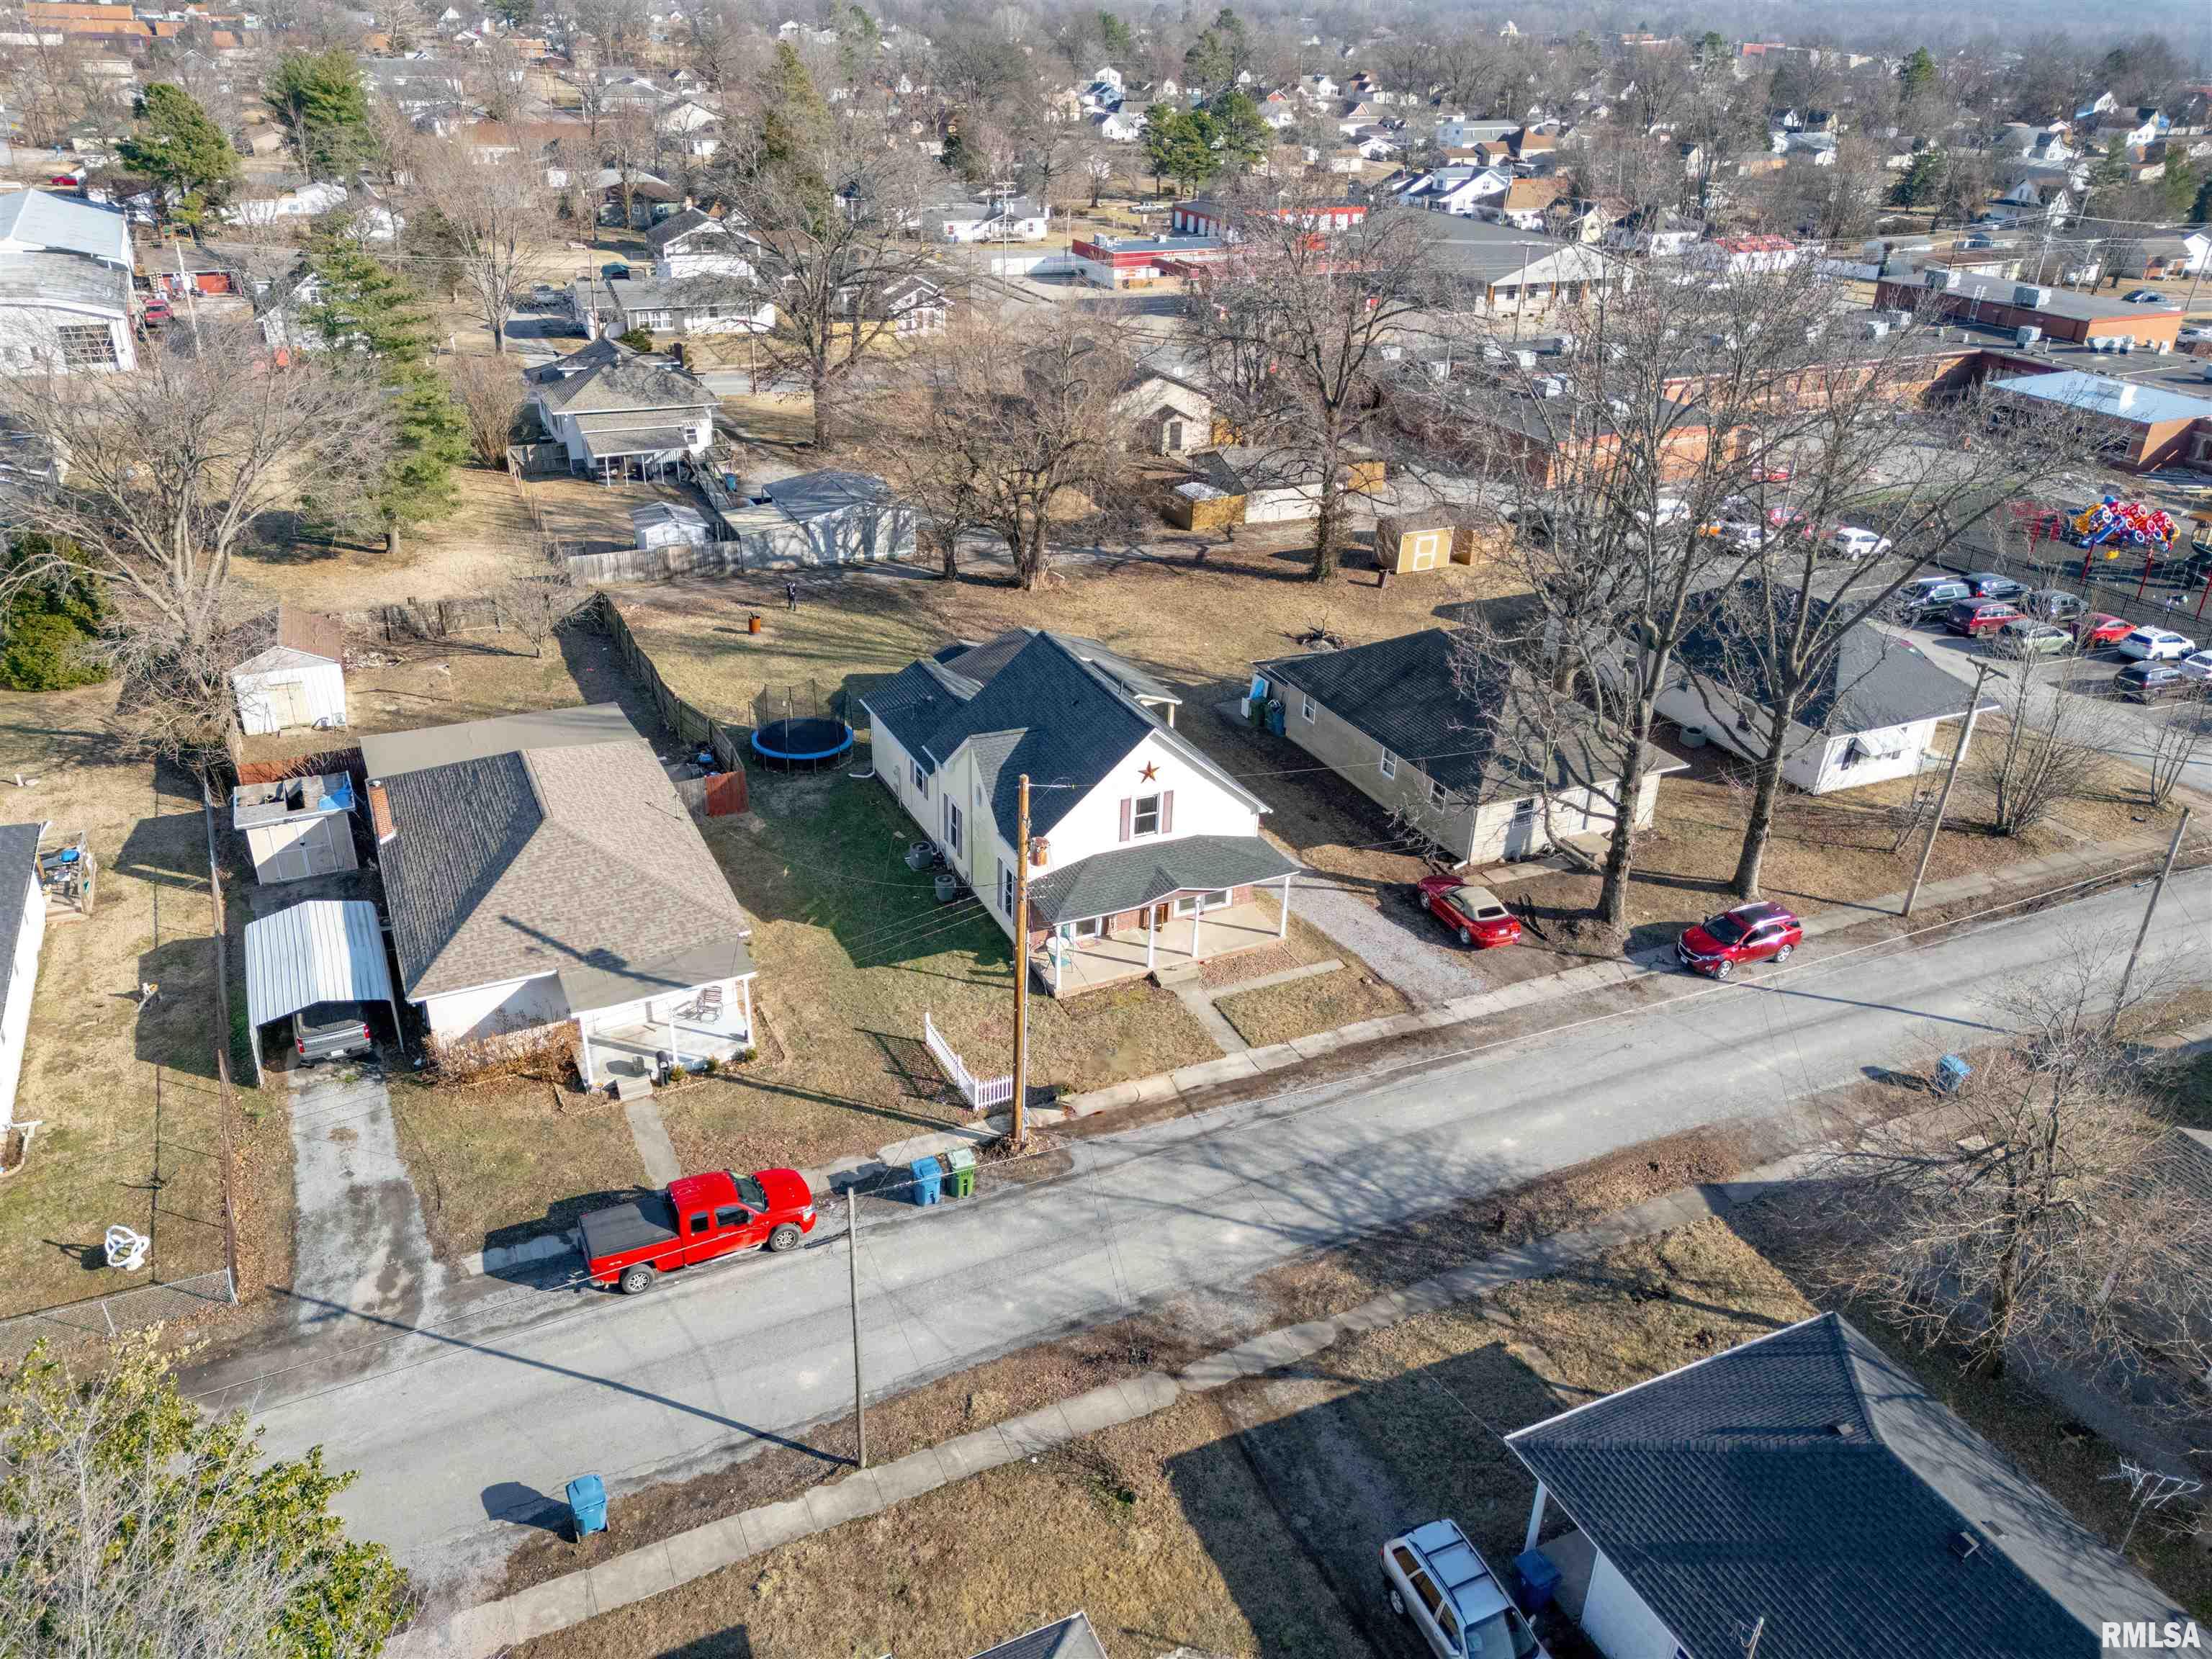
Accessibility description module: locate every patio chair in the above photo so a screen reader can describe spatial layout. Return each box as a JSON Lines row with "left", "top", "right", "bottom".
{"left": 678, "top": 984, "right": 724, "bottom": 1023}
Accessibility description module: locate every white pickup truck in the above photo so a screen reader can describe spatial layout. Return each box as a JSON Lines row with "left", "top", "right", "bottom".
{"left": 1380, "top": 1519, "right": 1547, "bottom": 1659}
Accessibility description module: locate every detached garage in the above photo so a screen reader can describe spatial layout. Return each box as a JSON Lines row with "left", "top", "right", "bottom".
{"left": 231, "top": 606, "right": 349, "bottom": 737}
{"left": 241, "top": 899, "right": 400, "bottom": 1086}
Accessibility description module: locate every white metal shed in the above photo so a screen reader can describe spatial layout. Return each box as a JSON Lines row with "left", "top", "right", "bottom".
{"left": 231, "top": 606, "right": 349, "bottom": 736}
{"left": 241, "top": 899, "right": 399, "bottom": 1086}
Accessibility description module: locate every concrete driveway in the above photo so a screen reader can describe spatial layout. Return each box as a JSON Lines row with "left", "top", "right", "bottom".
{"left": 284, "top": 1058, "right": 445, "bottom": 1335}
{"left": 208, "top": 870, "right": 2211, "bottom": 1601}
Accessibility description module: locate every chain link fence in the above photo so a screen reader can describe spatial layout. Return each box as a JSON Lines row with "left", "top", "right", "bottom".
{"left": 0, "top": 1269, "right": 236, "bottom": 1367}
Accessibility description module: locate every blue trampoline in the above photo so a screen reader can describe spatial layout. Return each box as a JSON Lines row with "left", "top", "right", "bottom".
{"left": 751, "top": 715, "right": 854, "bottom": 769}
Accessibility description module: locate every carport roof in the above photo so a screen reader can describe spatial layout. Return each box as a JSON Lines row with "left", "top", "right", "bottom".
{"left": 243, "top": 899, "right": 397, "bottom": 1030}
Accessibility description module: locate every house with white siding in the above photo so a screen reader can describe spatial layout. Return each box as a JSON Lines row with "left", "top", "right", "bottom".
{"left": 0, "top": 191, "right": 136, "bottom": 377}
{"left": 860, "top": 631, "right": 1299, "bottom": 997}
{"left": 0, "top": 823, "right": 48, "bottom": 1136}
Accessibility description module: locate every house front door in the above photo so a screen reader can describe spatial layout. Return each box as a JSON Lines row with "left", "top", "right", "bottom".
{"left": 1152, "top": 903, "right": 1170, "bottom": 929}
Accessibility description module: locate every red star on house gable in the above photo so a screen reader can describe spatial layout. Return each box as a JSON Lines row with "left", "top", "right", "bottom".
{"left": 1138, "top": 762, "right": 1159, "bottom": 782}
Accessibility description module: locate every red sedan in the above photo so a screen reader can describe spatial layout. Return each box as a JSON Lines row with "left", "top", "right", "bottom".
{"left": 1416, "top": 875, "right": 1521, "bottom": 948}
{"left": 2074, "top": 612, "right": 2134, "bottom": 647}
{"left": 1677, "top": 902, "right": 1802, "bottom": 979}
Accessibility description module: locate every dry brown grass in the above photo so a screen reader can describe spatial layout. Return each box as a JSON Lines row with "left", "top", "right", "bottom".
{"left": 1215, "top": 963, "right": 1407, "bottom": 1048}
{"left": 0, "top": 685, "right": 287, "bottom": 1321}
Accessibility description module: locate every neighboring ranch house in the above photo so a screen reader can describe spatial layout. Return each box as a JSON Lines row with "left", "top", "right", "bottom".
{"left": 1506, "top": 1313, "right": 2187, "bottom": 1659}
{"left": 932, "top": 197, "right": 1049, "bottom": 242}
{"left": 1254, "top": 630, "right": 1675, "bottom": 868}
{"left": 0, "top": 190, "right": 136, "bottom": 377}
{"left": 529, "top": 338, "right": 715, "bottom": 480}
{"left": 0, "top": 822, "right": 47, "bottom": 1134}
{"left": 231, "top": 772, "right": 359, "bottom": 885}
{"left": 1658, "top": 595, "right": 1993, "bottom": 794}
{"left": 362, "top": 705, "right": 757, "bottom": 1084}
{"left": 606, "top": 277, "right": 774, "bottom": 337}
{"left": 230, "top": 606, "right": 348, "bottom": 736}
{"left": 860, "top": 631, "right": 1299, "bottom": 997}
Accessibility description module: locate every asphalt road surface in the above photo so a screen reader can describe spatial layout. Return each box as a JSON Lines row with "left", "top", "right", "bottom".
{"left": 207, "top": 872, "right": 2212, "bottom": 1601}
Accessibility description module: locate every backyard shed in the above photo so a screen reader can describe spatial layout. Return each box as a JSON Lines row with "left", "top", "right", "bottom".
{"left": 241, "top": 899, "right": 400, "bottom": 1086}
{"left": 231, "top": 772, "right": 359, "bottom": 885}
{"left": 631, "top": 500, "right": 712, "bottom": 552}
{"left": 1372, "top": 511, "right": 1472, "bottom": 574}
{"left": 0, "top": 821, "right": 49, "bottom": 1134}
{"left": 231, "top": 606, "right": 347, "bottom": 736}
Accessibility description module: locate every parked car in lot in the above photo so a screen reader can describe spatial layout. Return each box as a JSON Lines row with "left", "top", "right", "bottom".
{"left": 2177, "top": 649, "right": 2212, "bottom": 682}
{"left": 1964, "top": 571, "right": 2027, "bottom": 600}
{"left": 1829, "top": 526, "right": 1894, "bottom": 559}
{"left": 600, "top": 261, "right": 631, "bottom": 280}
{"left": 2022, "top": 588, "right": 2084, "bottom": 624}
{"left": 1947, "top": 598, "right": 2026, "bottom": 637}
{"left": 2122, "top": 289, "right": 2166, "bottom": 303}
{"left": 1894, "top": 577, "right": 1969, "bottom": 620}
{"left": 583, "top": 1168, "right": 817, "bottom": 1293}
{"left": 1416, "top": 876, "right": 1521, "bottom": 948}
{"left": 293, "top": 1000, "right": 374, "bottom": 1065}
{"left": 1992, "top": 619, "right": 2073, "bottom": 657}
{"left": 2117, "top": 626, "right": 2197, "bottom": 661}
{"left": 1676, "top": 902, "right": 1803, "bottom": 979}
{"left": 1381, "top": 1520, "right": 1547, "bottom": 1659}
{"left": 2073, "top": 611, "right": 2134, "bottom": 647}
{"left": 2115, "top": 662, "right": 2198, "bottom": 703}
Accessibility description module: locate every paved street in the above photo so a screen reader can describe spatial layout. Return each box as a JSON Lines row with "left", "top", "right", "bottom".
{"left": 200, "top": 872, "right": 2212, "bottom": 1606}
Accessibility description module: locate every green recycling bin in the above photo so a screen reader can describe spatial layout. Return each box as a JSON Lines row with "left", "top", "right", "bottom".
{"left": 945, "top": 1144, "right": 977, "bottom": 1199}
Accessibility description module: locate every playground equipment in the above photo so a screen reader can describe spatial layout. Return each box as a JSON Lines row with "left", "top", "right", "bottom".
{"left": 2071, "top": 496, "right": 2177, "bottom": 557}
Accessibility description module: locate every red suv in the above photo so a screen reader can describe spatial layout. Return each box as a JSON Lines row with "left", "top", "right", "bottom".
{"left": 1946, "top": 598, "right": 2024, "bottom": 637}
{"left": 1677, "top": 902, "right": 1803, "bottom": 979}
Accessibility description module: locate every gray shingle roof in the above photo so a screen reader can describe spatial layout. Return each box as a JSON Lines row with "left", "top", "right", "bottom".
{"left": 378, "top": 729, "right": 750, "bottom": 1002}
{"left": 0, "top": 822, "right": 45, "bottom": 1013}
{"left": 0, "top": 190, "right": 130, "bottom": 265}
{"left": 1256, "top": 629, "right": 1637, "bottom": 803}
{"left": 532, "top": 336, "right": 714, "bottom": 416}
{"left": 940, "top": 629, "right": 1182, "bottom": 707}
{"left": 861, "top": 659, "right": 971, "bottom": 773}
{"left": 1671, "top": 591, "right": 1990, "bottom": 734}
{"left": 1505, "top": 1312, "right": 2185, "bottom": 1659}
{"left": 362, "top": 704, "right": 638, "bottom": 778}
{"left": 0, "top": 248, "right": 130, "bottom": 315}
{"left": 918, "top": 632, "right": 1263, "bottom": 846}
{"left": 1026, "top": 833, "right": 1297, "bottom": 926}
{"left": 968, "top": 1612, "right": 1110, "bottom": 1659}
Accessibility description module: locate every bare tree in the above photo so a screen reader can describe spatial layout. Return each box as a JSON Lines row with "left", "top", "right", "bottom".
{"left": 860, "top": 327, "right": 993, "bottom": 580}
{"left": 412, "top": 148, "right": 553, "bottom": 354}
{"left": 705, "top": 129, "right": 945, "bottom": 447}
{"left": 1977, "top": 659, "right": 2121, "bottom": 837}
{"left": 2103, "top": 1460, "right": 2204, "bottom": 1551}
{"left": 1789, "top": 940, "right": 2212, "bottom": 1396}
{"left": 500, "top": 574, "right": 580, "bottom": 656}
{"left": 0, "top": 319, "right": 389, "bottom": 761}
{"left": 1181, "top": 190, "right": 1433, "bottom": 581}
{"left": 444, "top": 352, "right": 525, "bottom": 465}
{"left": 2143, "top": 694, "right": 2212, "bottom": 810}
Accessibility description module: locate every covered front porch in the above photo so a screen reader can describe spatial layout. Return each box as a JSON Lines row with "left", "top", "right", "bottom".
{"left": 575, "top": 974, "right": 754, "bottom": 1089}
{"left": 1031, "top": 882, "right": 1290, "bottom": 998}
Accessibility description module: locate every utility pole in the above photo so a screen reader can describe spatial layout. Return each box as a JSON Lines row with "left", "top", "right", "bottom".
{"left": 1010, "top": 774, "right": 1031, "bottom": 1146}
{"left": 1904, "top": 662, "right": 1994, "bottom": 916}
{"left": 2113, "top": 805, "right": 2192, "bottom": 1025}
{"left": 847, "top": 1186, "right": 865, "bottom": 1470}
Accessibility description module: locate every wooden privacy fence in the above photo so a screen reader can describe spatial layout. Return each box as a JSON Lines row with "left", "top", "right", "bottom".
{"left": 371, "top": 595, "right": 512, "bottom": 642}
{"left": 595, "top": 593, "right": 747, "bottom": 772}
{"left": 925, "top": 1012, "right": 1013, "bottom": 1112}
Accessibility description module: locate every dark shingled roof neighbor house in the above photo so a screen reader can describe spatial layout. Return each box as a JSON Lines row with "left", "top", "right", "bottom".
{"left": 372, "top": 708, "right": 751, "bottom": 1010}
{"left": 1505, "top": 1311, "right": 2188, "bottom": 1659}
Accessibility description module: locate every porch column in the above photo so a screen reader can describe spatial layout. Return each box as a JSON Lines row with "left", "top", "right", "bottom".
{"left": 1191, "top": 897, "right": 1204, "bottom": 962}
{"left": 1052, "top": 930, "right": 1063, "bottom": 997}
{"left": 578, "top": 1022, "right": 595, "bottom": 1089}
{"left": 1146, "top": 906, "right": 1156, "bottom": 972}
{"left": 740, "top": 976, "right": 753, "bottom": 1046}
{"left": 1277, "top": 875, "right": 1291, "bottom": 939}
{"left": 665, "top": 1002, "right": 678, "bottom": 1067}
{"left": 1524, "top": 1483, "right": 1547, "bottom": 1555}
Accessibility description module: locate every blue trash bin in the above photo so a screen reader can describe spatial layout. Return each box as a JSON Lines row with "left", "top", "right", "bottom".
{"left": 566, "top": 1473, "right": 608, "bottom": 1539}
{"left": 1934, "top": 1054, "right": 1972, "bottom": 1095}
{"left": 910, "top": 1155, "right": 943, "bottom": 1207}
{"left": 1514, "top": 1547, "right": 1561, "bottom": 1612}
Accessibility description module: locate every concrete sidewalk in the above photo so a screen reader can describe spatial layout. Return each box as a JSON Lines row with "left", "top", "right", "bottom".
{"left": 394, "top": 1156, "right": 1809, "bottom": 1659}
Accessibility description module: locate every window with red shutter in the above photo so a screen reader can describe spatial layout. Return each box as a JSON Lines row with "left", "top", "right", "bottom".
{"left": 1118, "top": 798, "right": 1132, "bottom": 841}
{"left": 1161, "top": 790, "right": 1174, "bottom": 833}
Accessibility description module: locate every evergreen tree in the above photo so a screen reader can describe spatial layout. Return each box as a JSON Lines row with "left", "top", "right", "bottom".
{"left": 2158, "top": 156, "right": 2198, "bottom": 220}
{"left": 1892, "top": 148, "right": 1942, "bottom": 207}
{"left": 2193, "top": 174, "right": 2212, "bottom": 223}
{"left": 1200, "top": 89, "right": 1269, "bottom": 176}
{"left": 490, "top": 0, "right": 534, "bottom": 24}
{"left": 760, "top": 41, "right": 832, "bottom": 204}
{"left": 263, "top": 50, "right": 374, "bottom": 179}
{"left": 1899, "top": 48, "right": 1938, "bottom": 100}
{"left": 1182, "top": 7, "right": 1249, "bottom": 95}
{"left": 1097, "top": 9, "right": 1132, "bottom": 59}
{"left": 1141, "top": 106, "right": 1214, "bottom": 193}
{"left": 304, "top": 238, "right": 466, "bottom": 557}
{"left": 2091, "top": 140, "right": 2130, "bottom": 190}
{"left": 0, "top": 534, "right": 106, "bottom": 692}
{"left": 117, "top": 84, "right": 239, "bottom": 225}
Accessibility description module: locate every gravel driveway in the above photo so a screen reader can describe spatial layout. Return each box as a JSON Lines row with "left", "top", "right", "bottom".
{"left": 1295, "top": 879, "right": 1490, "bottom": 1007}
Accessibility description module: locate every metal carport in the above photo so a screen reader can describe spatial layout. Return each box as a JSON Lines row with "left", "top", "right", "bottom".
{"left": 241, "top": 899, "right": 401, "bottom": 1087}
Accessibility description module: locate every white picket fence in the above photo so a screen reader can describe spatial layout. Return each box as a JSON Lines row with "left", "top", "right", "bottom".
{"left": 925, "top": 1011, "right": 1014, "bottom": 1112}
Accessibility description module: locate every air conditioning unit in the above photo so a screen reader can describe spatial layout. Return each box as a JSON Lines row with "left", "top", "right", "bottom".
{"left": 1862, "top": 319, "right": 1890, "bottom": 339}
{"left": 1511, "top": 349, "right": 1537, "bottom": 370}
{"left": 2015, "top": 325, "right": 2041, "bottom": 346}
{"left": 2013, "top": 284, "right": 2051, "bottom": 307}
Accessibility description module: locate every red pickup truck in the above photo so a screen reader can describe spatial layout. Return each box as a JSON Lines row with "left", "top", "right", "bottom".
{"left": 581, "top": 1168, "right": 817, "bottom": 1293}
